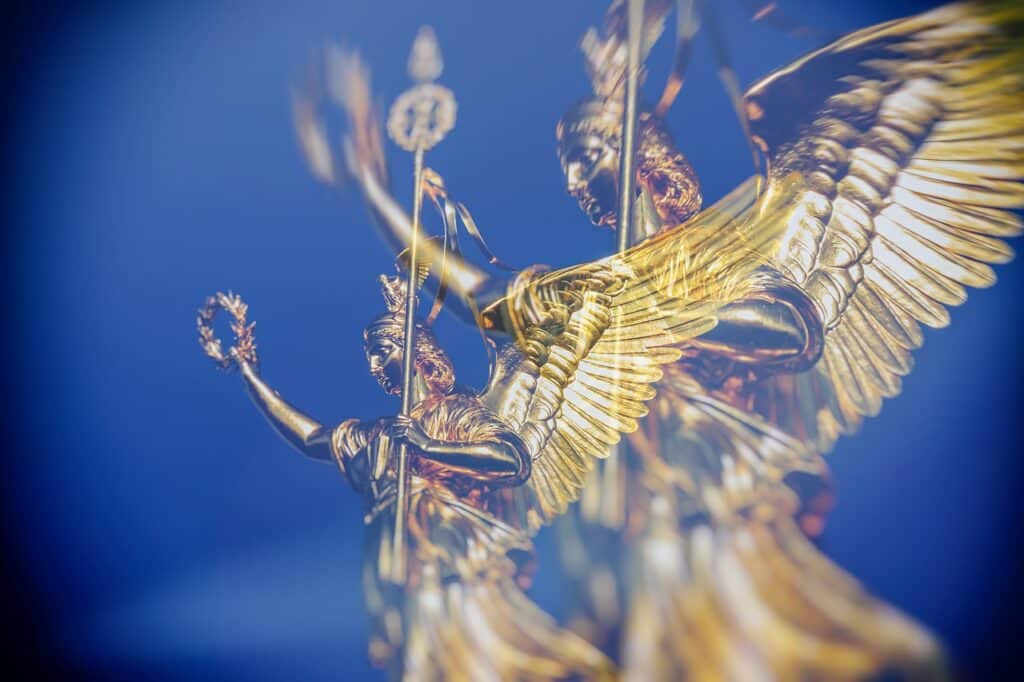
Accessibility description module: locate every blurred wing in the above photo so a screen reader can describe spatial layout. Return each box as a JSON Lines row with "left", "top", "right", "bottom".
{"left": 483, "top": 177, "right": 793, "bottom": 532}
{"left": 645, "top": 365, "right": 828, "bottom": 518}
{"left": 741, "top": 1, "right": 1023, "bottom": 452}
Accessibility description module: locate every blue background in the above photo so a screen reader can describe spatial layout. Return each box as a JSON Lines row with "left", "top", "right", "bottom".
{"left": 4, "top": 0, "right": 1022, "bottom": 678}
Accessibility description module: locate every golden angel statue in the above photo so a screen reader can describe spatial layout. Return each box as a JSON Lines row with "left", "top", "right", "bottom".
{"left": 295, "top": 1, "right": 1023, "bottom": 679}
{"left": 198, "top": 181, "right": 790, "bottom": 679}
{"left": 204, "top": 24, "right": 820, "bottom": 679}
{"left": 198, "top": 276, "right": 617, "bottom": 680}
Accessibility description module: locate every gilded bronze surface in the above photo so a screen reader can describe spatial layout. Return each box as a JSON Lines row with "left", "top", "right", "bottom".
{"left": 202, "top": 1, "right": 1023, "bottom": 679}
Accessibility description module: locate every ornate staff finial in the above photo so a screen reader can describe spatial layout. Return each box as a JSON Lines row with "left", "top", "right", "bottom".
{"left": 385, "top": 25, "right": 457, "bottom": 586}
{"left": 408, "top": 26, "right": 443, "bottom": 83}
{"left": 387, "top": 27, "right": 457, "bottom": 154}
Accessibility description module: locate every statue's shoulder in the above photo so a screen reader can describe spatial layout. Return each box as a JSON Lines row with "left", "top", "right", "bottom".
{"left": 414, "top": 389, "right": 507, "bottom": 441}
{"left": 424, "top": 389, "right": 487, "bottom": 415}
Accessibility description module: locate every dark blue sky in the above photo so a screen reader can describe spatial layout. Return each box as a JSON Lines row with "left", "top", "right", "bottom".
{"left": 5, "top": 1, "right": 1022, "bottom": 678}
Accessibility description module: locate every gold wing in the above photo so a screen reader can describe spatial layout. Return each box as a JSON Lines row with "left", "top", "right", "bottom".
{"left": 482, "top": 176, "right": 798, "bottom": 532}
{"left": 740, "top": 0, "right": 1024, "bottom": 452}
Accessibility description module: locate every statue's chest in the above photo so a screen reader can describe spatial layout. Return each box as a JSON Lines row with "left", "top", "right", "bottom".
{"left": 358, "top": 394, "right": 487, "bottom": 499}
{"left": 411, "top": 393, "right": 484, "bottom": 443}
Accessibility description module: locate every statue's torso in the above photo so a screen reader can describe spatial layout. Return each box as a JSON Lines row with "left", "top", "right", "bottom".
{"left": 334, "top": 391, "right": 532, "bottom": 582}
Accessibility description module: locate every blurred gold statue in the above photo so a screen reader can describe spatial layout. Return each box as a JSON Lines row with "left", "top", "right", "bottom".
{"left": 295, "top": 1, "right": 1024, "bottom": 680}
{"left": 205, "top": 21, "right": 819, "bottom": 680}
{"left": 198, "top": 276, "right": 619, "bottom": 680}
{"left": 198, "top": 138, "right": 791, "bottom": 680}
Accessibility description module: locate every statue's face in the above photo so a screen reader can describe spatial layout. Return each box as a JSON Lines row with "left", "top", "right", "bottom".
{"left": 365, "top": 335, "right": 404, "bottom": 396}
{"left": 559, "top": 130, "right": 620, "bottom": 228}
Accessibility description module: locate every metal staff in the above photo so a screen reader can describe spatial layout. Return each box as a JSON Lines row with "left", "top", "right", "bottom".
{"left": 385, "top": 26, "right": 457, "bottom": 584}
{"left": 616, "top": 0, "right": 646, "bottom": 254}
{"left": 603, "top": 0, "right": 646, "bottom": 525}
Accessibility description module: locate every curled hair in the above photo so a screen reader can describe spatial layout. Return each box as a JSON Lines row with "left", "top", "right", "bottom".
{"left": 411, "top": 325, "right": 455, "bottom": 394}
{"left": 637, "top": 117, "right": 702, "bottom": 226}
{"left": 364, "top": 315, "right": 455, "bottom": 395}
{"left": 557, "top": 99, "right": 702, "bottom": 231}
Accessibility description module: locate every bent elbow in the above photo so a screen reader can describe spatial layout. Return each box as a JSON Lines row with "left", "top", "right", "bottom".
{"left": 502, "top": 436, "right": 532, "bottom": 487}
{"left": 511, "top": 450, "right": 531, "bottom": 486}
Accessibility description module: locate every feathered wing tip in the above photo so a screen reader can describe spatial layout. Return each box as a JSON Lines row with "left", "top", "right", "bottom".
{"left": 327, "top": 45, "right": 389, "bottom": 187}
{"left": 621, "top": 497, "right": 947, "bottom": 682}
{"left": 739, "top": 0, "right": 1024, "bottom": 451}
{"left": 581, "top": 0, "right": 674, "bottom": 99}
{"left": 291, "top": 44, "right": 389, "bottom": 189}
{"left": 291, "top": 80, "right": 338, "bottom": 185}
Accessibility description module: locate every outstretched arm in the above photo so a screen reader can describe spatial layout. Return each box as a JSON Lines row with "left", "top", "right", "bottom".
{"left": 319, "top": 50, "right": 509, "bottom": 331}
{"left": 198, "top": 293, "right": 375, "bottom": 467}
{"left": 329, "top": 51, "right": 818, "bottom": 373}
{"left": 345, "top": 145, "right": 512, "bottom": 329}
{"left": 238, "top": 359, "right": 336, "bottom": 462}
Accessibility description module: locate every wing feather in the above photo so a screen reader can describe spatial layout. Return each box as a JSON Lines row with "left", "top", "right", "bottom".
{"left": 481, "top": 178, "right": 786, "bottom": 531}
{"left": 491, "top": 2, "right": 1020, "bottom": 532}
{"left": 740, "top": 0, "right": 1023, "bottom": 453}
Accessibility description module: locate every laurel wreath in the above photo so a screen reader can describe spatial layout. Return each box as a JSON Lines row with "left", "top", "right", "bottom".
{"left": 196, "top": 291, "right": 258, "bottom": 370}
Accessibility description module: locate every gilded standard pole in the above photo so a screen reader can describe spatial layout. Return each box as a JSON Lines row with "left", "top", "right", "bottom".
{"left": 385, "top": 26, "right": 457, "bottom": 584}
{"left": 616, "top": 0, "right": 645, "bottom": 254}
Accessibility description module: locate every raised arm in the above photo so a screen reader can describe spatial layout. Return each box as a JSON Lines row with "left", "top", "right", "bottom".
{"left": 314, "top": 49, "right": 819, "bottom": 372}
{"left": 355, "top": 140, "right": 817, "bottom": 372}
{"left": 311, "top": 49, "right": 504, "bottom": 330}
{"left": 344, "top": 153, "right": 506, "bottom": 326}
{"left": 198, "top": 293, "right": 378, "bottom": 472}
{"left": 237, "top": 359, "right": 336, "bottom": 462}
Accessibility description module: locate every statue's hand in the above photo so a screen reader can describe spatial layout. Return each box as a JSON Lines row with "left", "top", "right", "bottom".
{"left": 385, "top": 415, "right": 432, "bottom": 451}
{"left": 230, "top": 347, "right": 259, "bottom": 376}
{"left": 197, "top": 291, "right": 259, "bottom": 371}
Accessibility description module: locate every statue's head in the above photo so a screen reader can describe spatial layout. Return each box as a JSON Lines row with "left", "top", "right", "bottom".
{"left": 363, "top": 274, "right": 455, "bottom": 397}
{"left": 557, "top": 14, "right": 703, "bottom": 232}
{"left": 556, "top": 97, "right": 623, "bottom": 228}
{"left": 556, "top": 97, "right": 703, "bottom": 231}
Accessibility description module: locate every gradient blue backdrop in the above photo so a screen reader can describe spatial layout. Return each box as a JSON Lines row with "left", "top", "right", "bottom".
{"left": 4, "top": 0, "right": 1022, "bottom": 678}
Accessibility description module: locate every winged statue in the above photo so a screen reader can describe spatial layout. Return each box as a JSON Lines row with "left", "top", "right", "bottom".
{"left": 291, "top": 1, "right": 1023, "bottom": 679}
{"left": 197, "top": 150, "right": 791, "bottom": 681}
